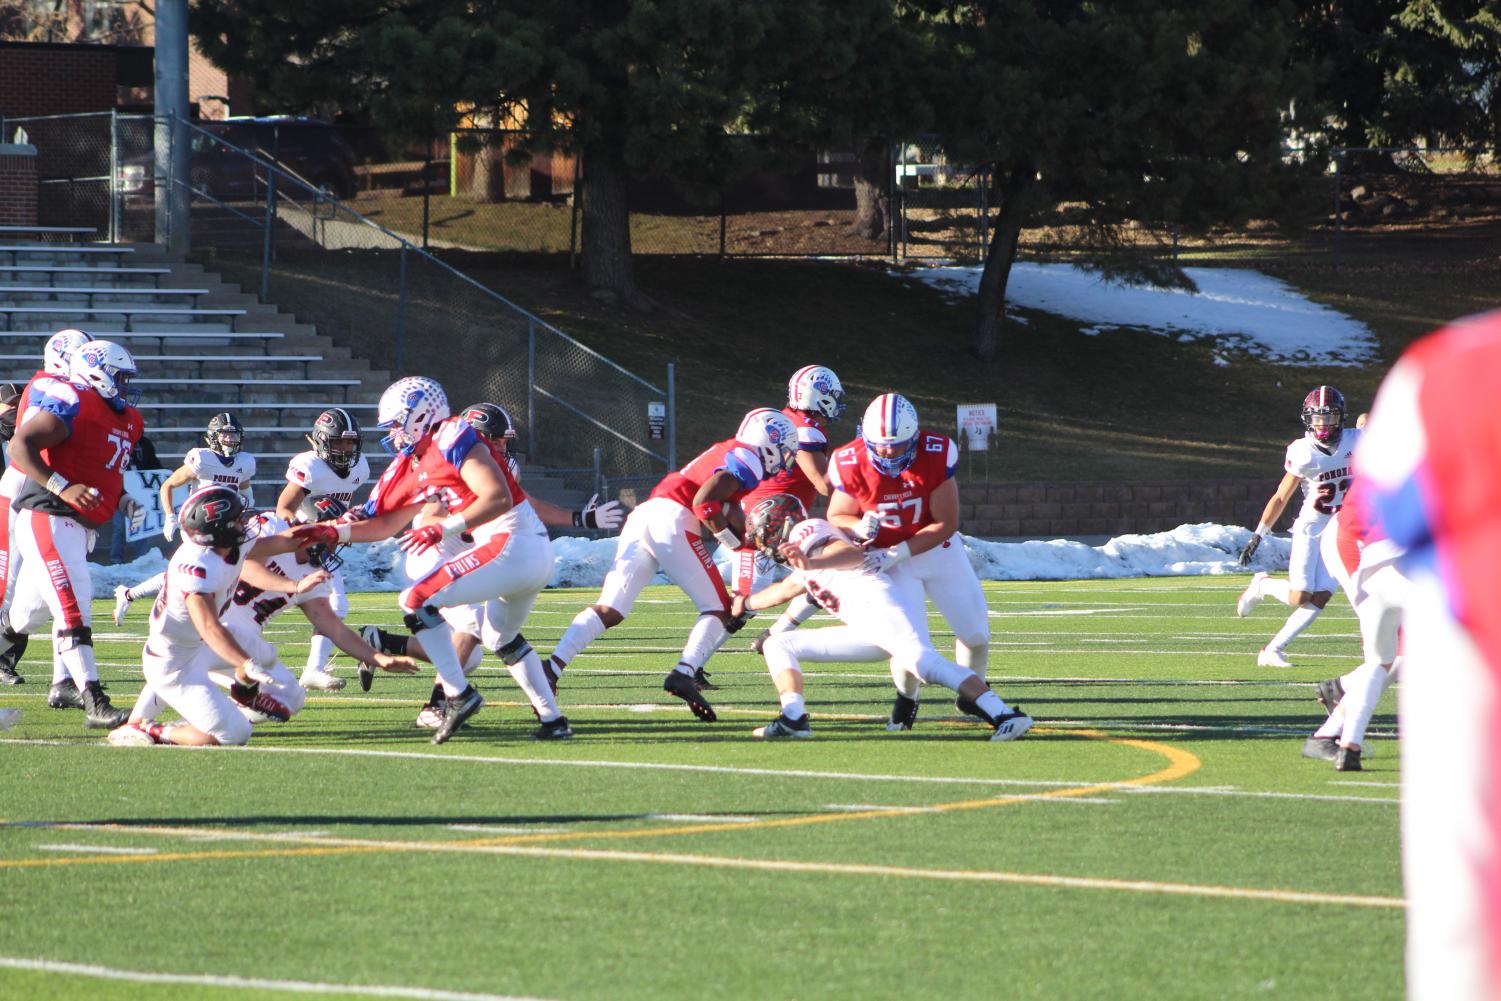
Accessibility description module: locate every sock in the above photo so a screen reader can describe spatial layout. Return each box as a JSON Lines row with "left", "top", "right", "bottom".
{"left": 305, "top": 634, "right": 336, "bottom": 674}
{"left": 888, "top": 659, "right": 921, "bottom": 699}
{"left": 1339, "top": 661, "right": 1383, "bottom": 700}
{"left": 678, "top": 614, "right": 727, "bottom": 672}
{"left": 125, "top": 572, "right": 165, "bottom": 602}
{"left": 974, "top": 690, "right": 1010, "bottom": 721}
{"left": 461, "top": 644, "right": 484, "bottom": 675}
{"left": 1269, "top": 604, "right": 1321, "bottom": 652}
{"left": 412, "top": 621, "right": 469, "bottom": 697}
{"left": 1262, "top": 577, "right": 1293, "bottom": 605}
{"left": 1341, "top": 661, "right": 1393, "bottom": 748}
{"left": 51, "top": 643, "right": 65, "bottom": 685}
{"left": 60, "top": 643, "right": 98, "bottom": 687}
{"left": 772, "top": 595, "right": 819, "bottom": 634}
{"left": 1314, "top": 705, "right": 1344, "bottom": 739}
{"left": 956, "top": 640, "right": 989, "bottom": 682}
{"left": 778, "top": 690, "right": 806, "bottom": 720}
{"left": 425, "top": 682, "right": 444, "bottom": 706}
{"left": 130, "top": 685, "right": 165, "bottom": 723}
{"left": 506, "top": 650, "right": 562, "bottom": 723}
{"left": 550, "top": 608, "right": 609, "bottom": 671}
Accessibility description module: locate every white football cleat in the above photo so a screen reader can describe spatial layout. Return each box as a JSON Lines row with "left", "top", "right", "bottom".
{"left": 106, "top": 721, "right": 157, "bottom": 746}
{"left": 989, "top": 709, "right": 1034, "bottom": 742}
{"left": 112, "top": 584, "right": 132, "bottom": 627}
{"left": 414, "top": 704, "right": 443, "bottom": 729}
{"left": 1257, "top": 646, "right": 1293, "bottom": 668}
{"left": 1236, "top": 572, "right": 1269, "bottom": 618}
{"left": 299, "top": 667, "right": 346, "bottom": 691}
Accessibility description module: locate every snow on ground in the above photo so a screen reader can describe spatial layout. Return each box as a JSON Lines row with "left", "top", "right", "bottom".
{"left": 901, "top": 262, "right": 1380, "bottom": 366}
{"left": 88, "top": 522, "right": 1286, "bottom": 596}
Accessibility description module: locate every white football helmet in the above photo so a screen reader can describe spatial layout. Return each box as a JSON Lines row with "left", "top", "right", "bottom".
{"left": 787, "top": 365, "right": 846, "bottom": 420}
{"left": 68, "top": 340, "right": 138, "bottom": 406}
{"left": 44, "top": 328, "right": 91, "bottom": 377}
{"left": 736, "top": 407, "right": 798, "bottom": 475}
{"left": 861, "top": 393, "right": 920, "bottom": 477}
{"left": 377, "top": 376, "right": 449, "bottom": 454}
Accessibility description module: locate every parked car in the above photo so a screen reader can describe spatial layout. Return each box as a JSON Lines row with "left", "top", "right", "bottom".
{"left": 118, "top": 117, "right": 359, "bottom": 202}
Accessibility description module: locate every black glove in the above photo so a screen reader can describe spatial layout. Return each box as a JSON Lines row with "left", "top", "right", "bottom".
{"left": 1237, "top": 534, "right": 1261, "bottom": 567}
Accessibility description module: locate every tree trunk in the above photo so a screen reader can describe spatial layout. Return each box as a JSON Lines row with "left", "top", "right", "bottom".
{"left": 969, "top": 164, "right": 1037, "bottom": 361}
{"left": 851, "top": 142, "right": 889, "bottom": 240}
{"left": 580, "top": 151, "right": 644, "bottom": 306}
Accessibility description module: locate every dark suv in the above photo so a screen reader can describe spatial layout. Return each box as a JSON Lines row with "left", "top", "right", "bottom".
{"left": 119, "top": 117, "right": 359, "bottom": 201}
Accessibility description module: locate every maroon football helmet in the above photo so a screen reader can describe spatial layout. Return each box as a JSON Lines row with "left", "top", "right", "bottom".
{"left": 745, "top": 494, "right": 807, "bottom": 563}
{"left": 1302, "top": 385, "right": 1346, "bottom": 446}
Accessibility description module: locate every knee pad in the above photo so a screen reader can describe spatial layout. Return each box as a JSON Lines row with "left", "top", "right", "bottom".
{"left": 495, "top": 633, "right": 533, "bottom": 666}
{"left": 403, "top": 605, "right": 445, "bottom": 633}
{"left": 55, "top": 625, "right": 92, "bottom": 651}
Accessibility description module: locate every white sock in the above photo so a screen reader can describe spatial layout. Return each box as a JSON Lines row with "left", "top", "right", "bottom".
{"left": 59, "top": 642, "right": 98, "bottom": 687}
{"left": 1341, "top": 661, "right": 1393, "bottom": 747}
{"left": 1262, "top": 577, "right": 1293, "bottom": 604}
{"left": 1269, "top": 604, "right": 1321, "bottom": 652}
{"left": 412, "top": 621, "right": 470, "bottom": 697}
{"left": 461, "top": 644, "right": 484, "bottom": 675}
{"left": 51, "top": 642, "right": 65, "bottom": 685}
{"left": 506, "top": 649, "right": 562, "bottom": 723}
{"left": 778, "top": 690, "right": 806, "bottom": 720}
{"left": 305, "top": 634, "right": 336, "bottom": 674}
{"left": 1339, "top": 661, "right": 1384, "bottom": 699}
{"left": 130, "top": 684, "right": 164, "bottom": 722}
{"left": 974, "top": 690, "right": 1010, "bottom": 720}
{"left": 125, "top": 572, "right": 165, "bottom": 602}
{"left": 1314, "top": 704, "right": 1344, "bottom": 739}
{"left": 550, "top": 608, "right": 609, "bottom": 670}
{"left": 956, "top": 640, "right": 988, "bottom": 682}
{"left": 888, "top": 659, "right": 921, "bottom": 699}
{"left": 678, "top": 614, "right": 727, "bottom": 671}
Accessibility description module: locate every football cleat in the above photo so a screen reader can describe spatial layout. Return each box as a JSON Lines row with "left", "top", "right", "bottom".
{"left": 106, "top": 721, "right": 159, "bottom": 746}
{"left": 300, "top": 667, "right": 346, "bottom": 692}
{"left": 886, "top": 694, "right": 919, "bottom": 731}
{"left": 693, "top": 667, "right": 718, "bottom": 691}
{"left": 1334, "top": 746, "right": 1362, "bottom": 772}
{"left": 48, "top": 678, "right": 83, "bottom": 710}
{"left": 663, "top": 669, "right": 717, "bottom": 722}
{"left": 989, "top": 709, "right": 1033, "bottom": 742}
{"left": 542, "top": 657, "right": 562, "bottom": 695}
{"left": 534, "top": 716, "right": 574, "bottom": 741}
{"left": 0, "top": 660, "right": 22, "bottom": 686}
{"left": 80, "top": 682, "right": 127, "bottom": 730}
{"left": 752, "top": 713, "right": 812, "bottom": 739}
{"left": 433, "top": 686, "right": 483, "bottom": 744}
{"left": 1236, "top": 572, "right": 1268, "bottom": 618}
{"left": 1257, "top": 646, "right": 1293, "bottom": 669}
{"left": 112, "top": 584, "right": 133, "bottom": 627}
{"left": 1315, "top": 677, "right": 1344, "bottom": 716}
{"left": 414, "top": 703, "right": 444, "bottom": 729}
{"left": 1301, "top": 736, "right": 1339, "bottom": 762}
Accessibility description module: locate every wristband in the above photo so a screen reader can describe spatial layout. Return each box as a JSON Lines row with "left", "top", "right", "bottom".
{"left": 45, "top": 472, "right": 70, "bottom": 496}
{"left": 694, "top": 502, "right": 721, "bottom": 523}
{"left": 439, "top": 514, "right": 468, "bottom": 539}
{"left": 335, "top": 523, "right": 353, "bottom": 544}
{"left": 714, "top": 527, "right": 740, "bottom": 551}
{"left": 1254, "top": 523, "right": 1271, "bottom": 538}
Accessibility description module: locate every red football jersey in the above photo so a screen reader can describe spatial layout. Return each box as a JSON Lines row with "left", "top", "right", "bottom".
{"left": 16, "top": 376, "right": 143, "bottom": 526}
{"left": 650, "top": 438, "right": 767, "bottom": 509}
{"left": 741, "top": 408, "right": 829, "bottom": 512}
{"left": 827, "top": 431, "right": 959, "bottom": 547}
{"left": 363, "top": 416, "right": 524, "bottom": 518}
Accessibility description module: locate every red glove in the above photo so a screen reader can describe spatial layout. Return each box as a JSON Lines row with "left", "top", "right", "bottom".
{"left": 290, "top": 523, "right": 339, "bottom": 548}
{"left": 398, "top": 524, "right": 444, "bottom": 554}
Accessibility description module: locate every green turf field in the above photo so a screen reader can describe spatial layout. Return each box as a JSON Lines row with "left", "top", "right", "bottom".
{"left": 0, "top": 577, "right": 1401, "bottom": 1001}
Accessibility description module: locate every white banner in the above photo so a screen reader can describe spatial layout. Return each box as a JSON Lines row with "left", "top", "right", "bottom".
{"left": 121, "top": 468, "right": 171, "bottom": 542}
{"left": 956, "top": 403, "right": 997, "bottom": 452}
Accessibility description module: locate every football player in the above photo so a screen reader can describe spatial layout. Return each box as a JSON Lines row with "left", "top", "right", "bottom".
{"left": 2, "top": 340, "right": 142, "bottom": 729}
{"left": 111, "top": 411, "right": 256, "bottom": 626}
{"left": 756, "top": 393, "right": 991, "bottom": 730}
{"left": 542, "top": 407, "right": 798, "bottom": 723}
{"left": 733, "top": 494, "right": 1031, "bottom": 741}
{"left": 1235, "top": 386, "right": 1361, "bottom": 667}
{"left": 359, "top": 400, "right": 622, "bottom": 732}
{"left": 291, "top": 377, "right": 562, "bottom": 743}
{"left": 272, "top": 407, "right": 370, "bottom": 692}
{"left": 0, "top": 328, "right": 90, "bottom": 696}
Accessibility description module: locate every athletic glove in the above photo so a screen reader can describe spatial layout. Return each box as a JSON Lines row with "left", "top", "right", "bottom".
{"left": 397, "top": 524, "right": 444, "bottom": 554}
{"left": 241, "top": 657, "right": 277, "bottom": 685}
{"left": 162, "top": 513, "right": 177, "bottom": 542}
{"left": 290, "top": 523, "right": 339, "bottom": 548}
{"left": 862, "top": 542, "right": 912, "bottom": 575}
{"left": 573, "top": 494, "right": 624, "bottom": 531}
{"left": 852, "top": 511, "right": 883, "bottom": 544}
{"left": 1237, "top": 535, "right": 1261, "bottom": 567}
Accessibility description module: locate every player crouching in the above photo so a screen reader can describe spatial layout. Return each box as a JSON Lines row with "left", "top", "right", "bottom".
{"left": 734, "top": 494, "right": 1032, "bottom": 741}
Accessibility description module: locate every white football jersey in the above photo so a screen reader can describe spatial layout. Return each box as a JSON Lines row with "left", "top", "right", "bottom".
{"left": 786, "top": 517, "right": 905, "bottom": 618}
{"left": 285, "top": 449, "right": 370, "bottom": 505}
{"left": 184, "top": 447, "right": 256, "bottom": 496}
{"left": 221, "top": 513, "right": 330, "bottom": 634}
{"left": 1284, "top": 426, "right": 1362, "bottom": 535}
{"left": 147, "top": 540, "right": 248, "bottom": 661}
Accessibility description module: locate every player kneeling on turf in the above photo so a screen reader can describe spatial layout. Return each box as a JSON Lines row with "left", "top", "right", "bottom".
{"left": 734, "top": 494, "right": 1032, "bottom": 741}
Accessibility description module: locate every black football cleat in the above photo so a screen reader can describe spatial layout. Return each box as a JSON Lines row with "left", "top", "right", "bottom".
{"left": 1315, "top": 677, "right": 1344, "bottom": 716}
{"left": 1301, "top": 736, "right": 1339, "bottom": 762}
{"left": 663, "top": 669, "right": 717, "bottom": 722}
{"left": 433, "top": 686, "right": 484, "bottom": 745}
{"left": 886, "top": 694, "right": 919, "bottom": 731}
{"left": 752, "top": 713, "right": 812, "bottom": 739}
{"left": 0, "top": 625, "right": 28, "bottom": 685}
{"left": 693, "top": 667, "right": 718, "bottom": 691}
{"left": 1334, "top": 745, "right": 1362, "bottom": 772}
{"left": 80, "top": 681, "right": 127, "bottom": 730}
{"left": 48, "top": 678, "right": 83, "bottom": 709}
{"left": 534, "top": 716, "right": 574, "bottom": 741}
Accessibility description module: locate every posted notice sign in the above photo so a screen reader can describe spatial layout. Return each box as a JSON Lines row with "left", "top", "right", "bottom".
{"left": 957, "top": 403, "right": 997, "bottom": 451}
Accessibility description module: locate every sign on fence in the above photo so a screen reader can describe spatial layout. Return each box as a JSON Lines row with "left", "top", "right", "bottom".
{"left": 647, "top": 402, "right": 666, "bottom": 441}
{"left": 122, "top": 468, "right": 170, "bottom": 542}
{"left": 957, "top": 403, "right": 997, "bottom": 452}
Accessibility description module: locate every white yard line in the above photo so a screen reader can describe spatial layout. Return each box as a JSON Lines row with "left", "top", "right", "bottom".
{"left": 644, "top": 813, "right": 761, "bottom": 824}
{"left": 0, "top": 957, "right": 553, "bottom": 1001}
{"left": 35, "top": 843, "right": 159, "bottom": 855}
